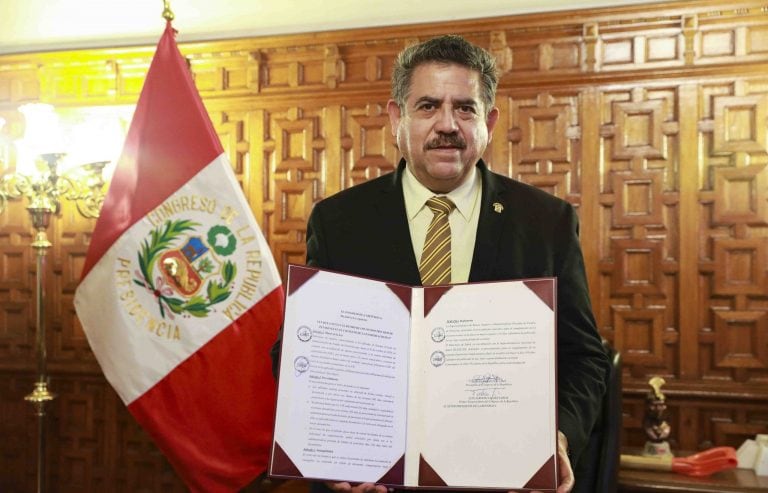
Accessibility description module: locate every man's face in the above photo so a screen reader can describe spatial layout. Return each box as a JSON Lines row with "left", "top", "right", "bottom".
{"left": 387, "top": 62, "right": 499, "bottom": 193}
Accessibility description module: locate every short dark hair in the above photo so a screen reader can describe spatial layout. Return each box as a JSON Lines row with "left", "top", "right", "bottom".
{"left": 391, "top": 34, "right": 498, "bottom": 114}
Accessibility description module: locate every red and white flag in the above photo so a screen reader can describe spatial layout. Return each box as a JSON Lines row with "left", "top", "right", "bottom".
{"left": 74, "top": 22, "right": 283, "bottom": 492}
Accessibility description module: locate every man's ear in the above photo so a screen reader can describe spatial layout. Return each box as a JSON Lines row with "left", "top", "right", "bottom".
{"left": 386, "top": 99, "right": 402, "bottom": 137}
{"left": 486, "top": 106, "right": 500, "bottom": 141}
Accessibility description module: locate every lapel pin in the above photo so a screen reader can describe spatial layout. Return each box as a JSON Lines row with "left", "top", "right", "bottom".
{"left": 493, "top": 202, "right": 504, "bottom": 213}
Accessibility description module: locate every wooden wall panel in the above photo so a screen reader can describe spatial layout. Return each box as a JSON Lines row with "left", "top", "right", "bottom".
{"left": 1, "top": 1, "right": 767, "bottom": 490}
{"left": 0, "top": 68, "right": 40, "bottom": 103}
{"left": 698, "top": 77, "right": 768, "bottom": 389}
{"left": 341, "top": 103, "right": 399, "bottom": 187}
{"left": 504, "top": 90, "right": 583, "bottom": 202}
{"left": 0, "top": 200, "right": 35, "bottom": 367}
{"left": 596, "top": 84, "right": 681, "bottom": 381}
{"left": 0, "top": 372, "right": 36, "bottom": 492}
{"left": 263, "top": 105, "right": 331, "bottom": 272}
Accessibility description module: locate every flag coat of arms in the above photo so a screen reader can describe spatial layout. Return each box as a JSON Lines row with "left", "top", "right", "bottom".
{"left": 74, "top": 22, "right": 283, "bottom": 492}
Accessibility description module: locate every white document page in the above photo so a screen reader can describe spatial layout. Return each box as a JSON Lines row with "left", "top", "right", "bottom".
{"left": 272, "top": 268, "right": 411, "bottom": 483}
{"left": 406, "top": 280, "right": 557, "bottom": 488}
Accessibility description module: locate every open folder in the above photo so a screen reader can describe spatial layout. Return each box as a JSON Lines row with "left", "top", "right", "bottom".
{"left": 270, "top": 265, "right": 558, "bottom": 491}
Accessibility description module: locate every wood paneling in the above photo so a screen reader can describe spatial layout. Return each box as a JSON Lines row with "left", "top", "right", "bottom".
{"left": 1, "top": 0, "right": 767, "bottom": 490}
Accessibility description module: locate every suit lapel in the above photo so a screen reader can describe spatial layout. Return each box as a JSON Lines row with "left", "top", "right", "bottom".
{"left": 374, "top": 160, "right": 422, "bottom": 285}
{"left": 469, "top": 161, "right": 507, "bottom": 282}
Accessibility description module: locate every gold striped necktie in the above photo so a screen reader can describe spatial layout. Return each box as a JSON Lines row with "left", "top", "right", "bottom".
{"left": 419, "top": 196, "right": 456, "bottom": 285}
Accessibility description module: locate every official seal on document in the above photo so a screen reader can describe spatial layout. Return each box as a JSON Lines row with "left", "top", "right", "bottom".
{"left": 297, "top": 325, "right": 312, "bottom": 342}
{"left": 430, "top": 351, "right": 446, "bottom": 367}
{"left": 431, "top": 327, "right": 445, "bottom": 342}
{"left": 294, "top": 356, "right": 309, "bottom": 375}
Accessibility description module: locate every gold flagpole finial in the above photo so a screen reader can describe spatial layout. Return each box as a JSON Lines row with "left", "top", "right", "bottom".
{"left": 162, "top": 0, "right": 175, "bottom": 22}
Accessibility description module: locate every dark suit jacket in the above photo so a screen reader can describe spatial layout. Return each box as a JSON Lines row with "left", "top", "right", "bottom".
{"left": 301, "top": 159, "right": 609, "bottom": 465}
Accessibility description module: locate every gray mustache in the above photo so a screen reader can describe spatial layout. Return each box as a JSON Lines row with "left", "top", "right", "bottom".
{"left": 425, "top": 135, "right": 466, "bottom": 150}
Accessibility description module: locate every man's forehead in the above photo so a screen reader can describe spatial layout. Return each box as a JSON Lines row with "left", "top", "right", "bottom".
{"left": 406, "top": 62, "right": 482, "bottom": 99}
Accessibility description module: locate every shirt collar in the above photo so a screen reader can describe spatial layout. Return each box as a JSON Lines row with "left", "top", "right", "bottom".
{"left": 402, "top": 164, "right": 480, "bottom": 221}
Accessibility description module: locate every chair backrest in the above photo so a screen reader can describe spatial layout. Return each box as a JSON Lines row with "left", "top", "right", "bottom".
{"left": 596, "top": 341, "right": 622, "bottom": 492}
{"left": 572, "top": 340, "right": 622, "bottom": 493}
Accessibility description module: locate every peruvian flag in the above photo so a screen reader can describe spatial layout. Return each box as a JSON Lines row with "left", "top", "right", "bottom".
{"left": 74, "top": 22, "right": 283, "bottom": 492}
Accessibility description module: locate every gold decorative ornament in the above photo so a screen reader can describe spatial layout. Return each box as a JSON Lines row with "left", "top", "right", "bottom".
{"left": 0, "top": 103, "right": 118, "bottom": 493}
{"left": 162, "top": 0, "right": 175, "bottom": 22}
{"left": 642, "top": 376, "right": 673, "bottom": 457}
{"left": 649, "top": 375, "right": 666, "bottom": 401}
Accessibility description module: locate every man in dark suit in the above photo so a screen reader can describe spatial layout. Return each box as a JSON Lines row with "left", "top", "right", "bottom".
{"left": 279, "top": 34, "right": 609, "bottom": 493}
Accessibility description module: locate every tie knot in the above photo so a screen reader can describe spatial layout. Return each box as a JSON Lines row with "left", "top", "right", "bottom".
{"left": 426, "top": 196, "right": 455, "bottom": 216}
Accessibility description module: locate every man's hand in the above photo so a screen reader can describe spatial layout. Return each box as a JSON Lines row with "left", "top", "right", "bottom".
{"left": 325, "top": 482, "right": 389, "bottom": 493}
{"left": 523, "top": 431, "right": 574, "bottom": 493}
